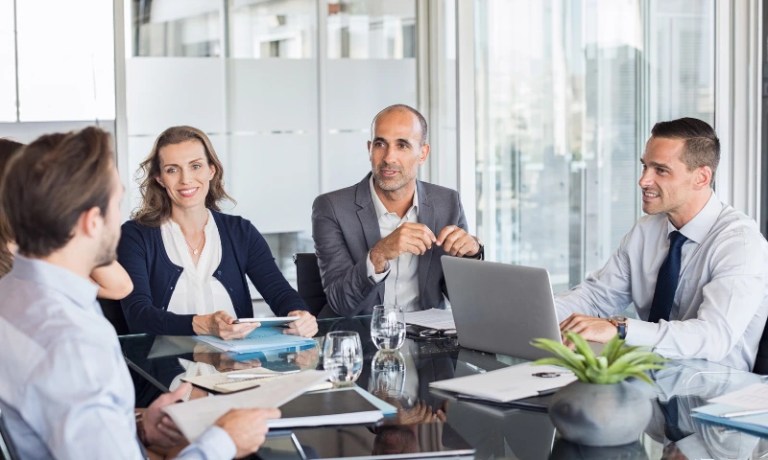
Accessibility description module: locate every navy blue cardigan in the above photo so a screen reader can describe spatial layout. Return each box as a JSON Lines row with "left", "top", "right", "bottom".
{"left": 117, "top": 211, "right": 308, "bottom": 335}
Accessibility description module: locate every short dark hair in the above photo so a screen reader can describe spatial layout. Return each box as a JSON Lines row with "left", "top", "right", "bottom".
{"left": 371, "top": 104, "right": 429, "bottom": 145}
{"left": 133, "top": 126, "right": 233, "bottom": 227}
{"left": 0, "top": 127, "right": 115, "bottom": 257}
{"left": 651, "top": 117, "right": 720, "bottom": 176}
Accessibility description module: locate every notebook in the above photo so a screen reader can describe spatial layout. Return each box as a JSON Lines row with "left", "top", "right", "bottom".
{"left": 442, "top": 257, "right": 600, "bottom": 360}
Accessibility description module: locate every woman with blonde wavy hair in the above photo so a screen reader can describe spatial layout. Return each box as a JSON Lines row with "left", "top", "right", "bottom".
{"left": 117, "top": 126, "right": 317, "bottom": 339}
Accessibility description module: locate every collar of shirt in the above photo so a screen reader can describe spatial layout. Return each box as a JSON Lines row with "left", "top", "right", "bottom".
{"left": 667, "top": 191, "right": 723, "bottom": 244}
{"left": 368, "top": 175, "right": 419, "bottom": 220}
{"left": 11, "top": 255, "right": 99, "bottom": 309}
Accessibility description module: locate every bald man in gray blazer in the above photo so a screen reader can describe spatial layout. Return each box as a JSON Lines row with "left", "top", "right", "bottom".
{"left": 312, "top": 105, "right": 482, "bottom": 317}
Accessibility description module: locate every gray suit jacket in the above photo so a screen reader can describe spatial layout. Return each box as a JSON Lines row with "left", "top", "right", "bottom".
{"left": 312, "top": 174, "right": 470, "bottom": 317}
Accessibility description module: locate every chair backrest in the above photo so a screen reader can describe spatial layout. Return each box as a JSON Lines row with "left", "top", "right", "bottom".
{"left": 753, "top": 319, "right": 768, "bottom": 374}
{"left": 0, "top": 409, "right": 19, "bottom": 460}
{"left": 293, "top": 253, "right": 331, "bottom": 317}
{"left": 98, "top": 298, "right": 130, "bottom": 336}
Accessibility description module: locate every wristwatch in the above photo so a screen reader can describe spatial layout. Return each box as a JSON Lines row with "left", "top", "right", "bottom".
{"left": 609, "top": 316, "right": 628, "bottom": 340}
{"left": 467, "top": 237, "right": 484, "bottom": 260}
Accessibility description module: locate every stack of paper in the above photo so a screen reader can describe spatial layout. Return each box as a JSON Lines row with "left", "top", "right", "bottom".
{"left": 429, "top": 362, "right": 576, "bottom": 403}
{"left": 404, "top": 308, "right": 456, "bottom": 330}
{"left": 692, "top": 383, "right": 768, "bottom": 436}
{"left": 181, "top": 368, "right": 331, "bottom": 394}
{"left": 164, "top": 370, "right": 331, "bottom": 441}
{"left": 194, "top": 326, "right": 316, "bottom": 354}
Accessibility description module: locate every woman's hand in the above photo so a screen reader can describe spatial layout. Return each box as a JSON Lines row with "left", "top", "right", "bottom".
{"left": 284, "top": 310, "right": 318, "bottom": 338}
{"left": 192, "top": 311, "right": 259, "bottom": 339}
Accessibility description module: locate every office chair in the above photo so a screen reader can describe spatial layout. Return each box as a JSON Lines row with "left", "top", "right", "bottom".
{"left": 98, "top": 298, "right": 130, "bottom": 336}
{"left": 293, "top": 253, "right": 335, "bottom": 318}
{"left": 753, "top": 319, "right": 768, "bottom": 375}
{"left": 0, "top": 409, "right": 19, "bottom": 460}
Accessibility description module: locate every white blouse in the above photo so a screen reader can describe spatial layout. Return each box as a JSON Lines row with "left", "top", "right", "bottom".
{"left": 161, "top": 211, "right": 237, "bottom": 318}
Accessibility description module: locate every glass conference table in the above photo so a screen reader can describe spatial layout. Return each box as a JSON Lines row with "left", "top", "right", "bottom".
{"left": 120, "top": 316, "right": 768, "bottom": 460}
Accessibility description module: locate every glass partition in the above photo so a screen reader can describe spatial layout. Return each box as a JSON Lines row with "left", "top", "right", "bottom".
{"left": 326, "top": 0, "right": 415, "bottom": 59}
{"left": 132, "top": 0, "right": 222, "bottom": 57}
{"left": 229, "top": 0, "right": 315, "bottom": 58}
{"left": 123, "top": 0, "right": 417, "bottom": 295}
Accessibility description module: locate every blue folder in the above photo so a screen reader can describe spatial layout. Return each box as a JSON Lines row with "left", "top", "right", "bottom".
{"left": 692, "top": 403, "right": 768, "bottom": 438}
{"left": 196, "top": 326, "right": 317, "bottom": 354}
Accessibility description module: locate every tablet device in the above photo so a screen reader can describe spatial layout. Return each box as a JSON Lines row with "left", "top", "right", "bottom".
{"left": 234, "top": 316, "right": 299, "bottom": 325}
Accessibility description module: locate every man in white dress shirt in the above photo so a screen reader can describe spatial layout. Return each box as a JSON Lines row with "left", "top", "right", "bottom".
{"left": 557, "top": 117, "right": 768, "bottom": 371}
{"left": 0, "top": 127, "right": 279, "bottom": 459}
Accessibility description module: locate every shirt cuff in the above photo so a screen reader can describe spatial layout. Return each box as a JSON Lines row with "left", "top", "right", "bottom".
{"left": 176, "top": 425, "right": 236, "bottom": 460}
{"left": 366, "top": 251, "right": 390, "bottom": 282}
{"left": 624, "top": 318, "right": 658, "bottom": 347}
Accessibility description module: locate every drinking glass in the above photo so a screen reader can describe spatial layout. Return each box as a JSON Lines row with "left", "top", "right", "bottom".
{"left": 371, "top": 305, "right": 406, "bottom": 351}
{"left": 369, "top": 350, "right": 406, "bottom": 399}
{"left": 322, "top": 331, "right": 363, "bottom": 386}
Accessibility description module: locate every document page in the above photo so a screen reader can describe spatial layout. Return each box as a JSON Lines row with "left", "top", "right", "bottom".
{"left": 182, "top": 368, "right": 315, "bottom": 394}
{"left": 430, "top": 362, "right": 576, "bottom": 402}
{"left": 404, "top": 308, "right": 456, "bottom": 330}
{"left": 164, "top": 370, "right": 330, "bottom": 441}
{"left": 709, "top": 383, "right": 768, "bottom": 410}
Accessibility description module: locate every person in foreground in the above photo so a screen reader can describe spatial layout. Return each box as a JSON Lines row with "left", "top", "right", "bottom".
{"left": 0, "top": 127, "right": 280, "bottom": 459}
{"left": 0, "top": 138, "right": 134, "bottom": 298}
{"left": 118, "top": 126, "right": 317, "bottom": 339}
{"left": 557, "top": 117, "right": 768, "bottom": 371}
{"left": 312, "top": 104, "right": 483, "bottom": 316}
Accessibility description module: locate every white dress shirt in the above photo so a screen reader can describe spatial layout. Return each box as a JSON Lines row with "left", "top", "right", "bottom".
{"left": 366, "top": 177, "right": 421, "bottom": 312}
{"left": 161, "top": 211, "right": 236, "bottom": 318}
{"left": 556, "top": 193, "right": 768, "bottom": 371}
{"left": 0, "top": 256, "right": 235, "bottom": 459}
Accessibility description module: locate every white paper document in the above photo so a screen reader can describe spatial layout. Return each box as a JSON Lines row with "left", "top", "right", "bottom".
{"left": 181, "top": 368, "right": 322, "bottom": 394}
{"left": 709, "top": 383, "right": 768, "bottom": 410}
{"left": 164, "top": 370, "right": 331, "bottom": 441}
{"left": 404, "top": 308, "right": 456, "bottom": 330}
{"left": 429, "top": 362, "right": 576, "bottom": 403}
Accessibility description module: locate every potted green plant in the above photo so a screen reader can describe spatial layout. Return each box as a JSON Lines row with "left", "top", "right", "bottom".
{"left": 531, "top": 331, "right": 666, "bottom": 446}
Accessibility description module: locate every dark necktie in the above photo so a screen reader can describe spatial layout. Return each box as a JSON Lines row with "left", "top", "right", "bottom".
{"left": 648, "top": 231, "right": 688, "bottom": 323}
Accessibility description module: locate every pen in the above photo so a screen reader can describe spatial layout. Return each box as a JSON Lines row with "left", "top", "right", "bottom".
{"left": 226, "top": 373, "right": 268, "bottom": 380}
{"left": 720, "top": 408, "right": 768, "bottom": 418}
{"left": 464, "top": 362, "right": 486, "bottom": 374}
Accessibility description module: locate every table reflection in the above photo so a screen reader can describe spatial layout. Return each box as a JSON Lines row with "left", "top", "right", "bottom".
{"left": 119, "top": 316, "right": 768, "bottom": 459}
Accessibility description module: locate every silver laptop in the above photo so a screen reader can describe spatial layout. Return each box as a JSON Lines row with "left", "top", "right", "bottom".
{"left": 441, "top": 256, "right": 564, "bottom": 361}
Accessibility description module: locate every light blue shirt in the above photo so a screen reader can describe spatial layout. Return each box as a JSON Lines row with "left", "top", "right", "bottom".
{"left": 365, "top": 176, "right": 421, "bottom": 311}
{"left": 556, "top": 193, "right": 768, "bottom": 371}
{"left": 0, "top": 256, "right": 236, "bottom": 460}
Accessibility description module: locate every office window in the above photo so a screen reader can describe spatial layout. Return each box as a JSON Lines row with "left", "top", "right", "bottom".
{"left": 14, "top": 0, "right": 114, "bottom": 121}
{"left": 474, "top": 0, "right": 715, "bottom": 291}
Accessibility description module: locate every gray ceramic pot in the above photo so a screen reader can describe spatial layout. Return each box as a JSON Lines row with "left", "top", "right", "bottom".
{"left": 548, "top": 380, "right": 652, "bottom": 446}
